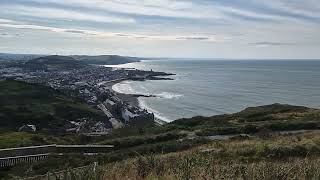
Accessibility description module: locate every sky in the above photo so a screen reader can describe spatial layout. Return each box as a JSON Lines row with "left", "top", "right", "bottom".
{"left": 0, "top": 0, "right": 319, "bottom": 59}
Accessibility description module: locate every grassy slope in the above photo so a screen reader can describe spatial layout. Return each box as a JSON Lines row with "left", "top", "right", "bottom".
{"left": 9, "top": 132, "right": 320, "bottom": 179}
{"left": 23, "top": 55, "right": 87, "bottom": 70}
{"left": 1, "top": 81, "right": 320, "bottom": 179}
{"left": 164, "top": 103, "right": 320, "bottom": 136}
{"left": 0, "top": 80, "right": 106, "bottom": 133}
{"left": 72, "top": 55, "right": 140, "bottom": 65}
{"left": 0, "top": 131, "right": 76, "bottom": 149}
{"left": 4, "top": 103, "right": 320, "bottom": 179}
{"left": 102, "top": 131, "right": 320, "bottom": 179}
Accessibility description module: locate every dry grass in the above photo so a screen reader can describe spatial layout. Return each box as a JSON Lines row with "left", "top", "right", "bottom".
{"left": 16, "top": 132, "right": 320, "bottom": 180}
{"left": 27, "top": 156, "right": 320, "bottom": 180}
{"left": 102, "top": 154, "right": 320, "bottom": 180}
{"left": 100, "top": 132, "right": 320, "bottom": 180}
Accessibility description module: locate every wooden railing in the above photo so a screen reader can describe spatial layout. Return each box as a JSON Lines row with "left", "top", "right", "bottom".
{"left": 0, "top": 144, "right": 114, "bottom": 167}
{"left": 0, "top": 153, "right": 49, "bottom": 167}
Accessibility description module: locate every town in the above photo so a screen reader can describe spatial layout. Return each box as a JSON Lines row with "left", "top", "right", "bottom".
{"left": 0, "top": 55, "right": 174, "bottom": 135}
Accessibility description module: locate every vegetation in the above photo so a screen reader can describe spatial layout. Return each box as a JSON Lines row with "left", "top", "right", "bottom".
{"left": 101, "top": 132, "right": 320, "bottom": 179}
{"left": 9, "top": 132, "right": 320, "bottom": 180}
{"left": 71, "top": 55, "right": 140, "bottom": 65}
{"left": 0, "top": 80, "right": 107, "bottom": 133}
{"left": 166, "top": 103, "right": 320, "bottom": 136}
{"left": 22, "top": 55, "right": 87, "bottom": 70}
{"left": 0, "top": 53, "right": 140, "bottom": 65}
{"left": 0, "top": 131, "right": 107, "bottom": 149}
{"left": 1, "top": 79, "right": 320, "bottom": 179}
{"left": 103, "top": 155, "right": 320, "bottom": 179}
{"left": 2, "top": 138, "right": 207, "bottom": 179}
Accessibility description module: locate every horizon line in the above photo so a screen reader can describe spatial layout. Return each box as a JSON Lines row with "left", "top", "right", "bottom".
{"left": 1, "top": 52, "right": 319, "bottom": 61}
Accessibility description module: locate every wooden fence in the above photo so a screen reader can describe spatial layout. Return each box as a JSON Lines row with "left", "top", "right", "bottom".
{"left": 0, "top": 144, "right": 113, "bottom": 167}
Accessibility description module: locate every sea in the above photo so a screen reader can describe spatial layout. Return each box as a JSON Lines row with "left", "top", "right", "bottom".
{"left": 108, "top": 59, "right": 320, "bottom": 122}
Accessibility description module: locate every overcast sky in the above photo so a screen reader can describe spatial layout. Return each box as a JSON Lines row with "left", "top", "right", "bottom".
{"left": 0, "top": 0, "right": 319, "bottom": 58}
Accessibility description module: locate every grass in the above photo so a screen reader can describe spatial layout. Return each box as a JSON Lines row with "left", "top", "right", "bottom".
{"left": 29, "top": 132, "right": 320, "bottom": 180}
{"left": 20, "top": 156, "right": 320, "bottom": 180}
{"left": 6, "top": 131, "right": 320, "bottom": 179}
{"left": 103, "top": 155, "right": 320, "bottom": 180}
{"left": 0, "top": 131, "right": 100, "bottom": 149}
{"left": 2, "top": 80, "right": 320, "bottom": 179}
{"left": 0, "top": 131, "right": 51, "bottom": 149}
{"left": 1, "top": 137, "right": 208, "bottom": 178}
{"left": 167, "top": 103, "right": 320, "bottom": 136}
{"left": 96, "top": 132, "right": 184, "bottom": 148}
{"left": 101, "top": 132, "right": 320, "bottom": 180}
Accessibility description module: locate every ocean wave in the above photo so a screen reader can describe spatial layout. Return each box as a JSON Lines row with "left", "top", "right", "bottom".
{"left": 138, "top": 99, "right": 172, "bottom": 123}
{"left": 112, "top": 81, "right": 137, "bottom": 94}
{"left": 156, "top": 92, "right": 183, "bottom": 99}
{"left": 113, "top": 82, "right": 183, "bottom": 100}
{"left": 112, "top": 81, "right": 180, "bottom": 123}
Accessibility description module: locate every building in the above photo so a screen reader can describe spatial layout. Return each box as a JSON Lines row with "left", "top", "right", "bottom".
{"left": 18, "top": 124, "right": 37, "bottom": 132}
{"left": 104, "top": 99, "right": 120, "bottom": 114}
{"left": 103, "top": 96, "right": 122, "bottom": 114}
{"left": 121, "top": 106, "right": 154, "bottom": 126}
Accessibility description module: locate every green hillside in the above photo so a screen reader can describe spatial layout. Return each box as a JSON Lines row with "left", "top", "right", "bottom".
{"left": 0, "top": 79, "right": 107, "bottom": 132}
{"left": 21, "top": 55, "right": 87, "bottom": 70}
{"left": 72, "top": 55, "right": 140, "bottom": 65}
{"left": 1, "top": 82, "right": 320, "bottom": 179}
{"left": 100, "top": 131, "right": 320, "bottom": 180}
{"left": 0, "top": 53, "right": 140, "bottom": 65}
{"left": 3, "top": 103, "right": 320, "bottom": 179}
{"left": 166, "top": 103, "right": 320, "bottom": 136}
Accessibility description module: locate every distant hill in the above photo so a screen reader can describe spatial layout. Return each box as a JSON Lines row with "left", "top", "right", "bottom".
{"left": 0, "top": 53, "right": 141, "bottom": 65}
{"left": 0, "top": 80, "right": 109, "bottom": 133}
{"left": 0, "top": 53, "right": 44, "bottom": 61}
{"left": 22, "top": 55, "right": 87, "bottom": 71}
{"left": 71, "top": 55, "right": 140, "bottom": 65}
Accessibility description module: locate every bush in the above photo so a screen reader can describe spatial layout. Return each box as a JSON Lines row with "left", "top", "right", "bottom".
{"left": 240, "top": 124, "right": 259, "bottom": 134}
{"left": 195, "top": 127, "right": 239, "bottom": 136}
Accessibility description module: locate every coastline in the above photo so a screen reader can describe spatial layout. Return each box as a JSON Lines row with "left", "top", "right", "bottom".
{"left": 103, "top": 79, "right": 140, "bottom": 107}
{"left": 103, "top": 79, "right": 168, "bottom": 125}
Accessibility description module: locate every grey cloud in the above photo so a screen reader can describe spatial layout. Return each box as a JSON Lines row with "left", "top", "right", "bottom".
{"left": 114, "top": 33, "right": 130, "bottom": 37}
{"left": 0, "top": 33, "right": 20, "bottom": 37}
{"left": 63, "top": 30, "right": 87, "bottom": 34}
{"left": 176, "top": 37, "right": 210, "bottom": 41}
{"left": 250, "top": 42, "right": 297, "bottom": 46}
{"left": 63, "top": 30, "right": 98, "bottom": 35}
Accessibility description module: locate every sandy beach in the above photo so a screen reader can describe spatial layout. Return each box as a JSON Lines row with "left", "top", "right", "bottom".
{"left": 104, "top": 79, "right": 167, "bottom": 125}
{"left": 103, "top": 79, "right": 140, "bottom": 107}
